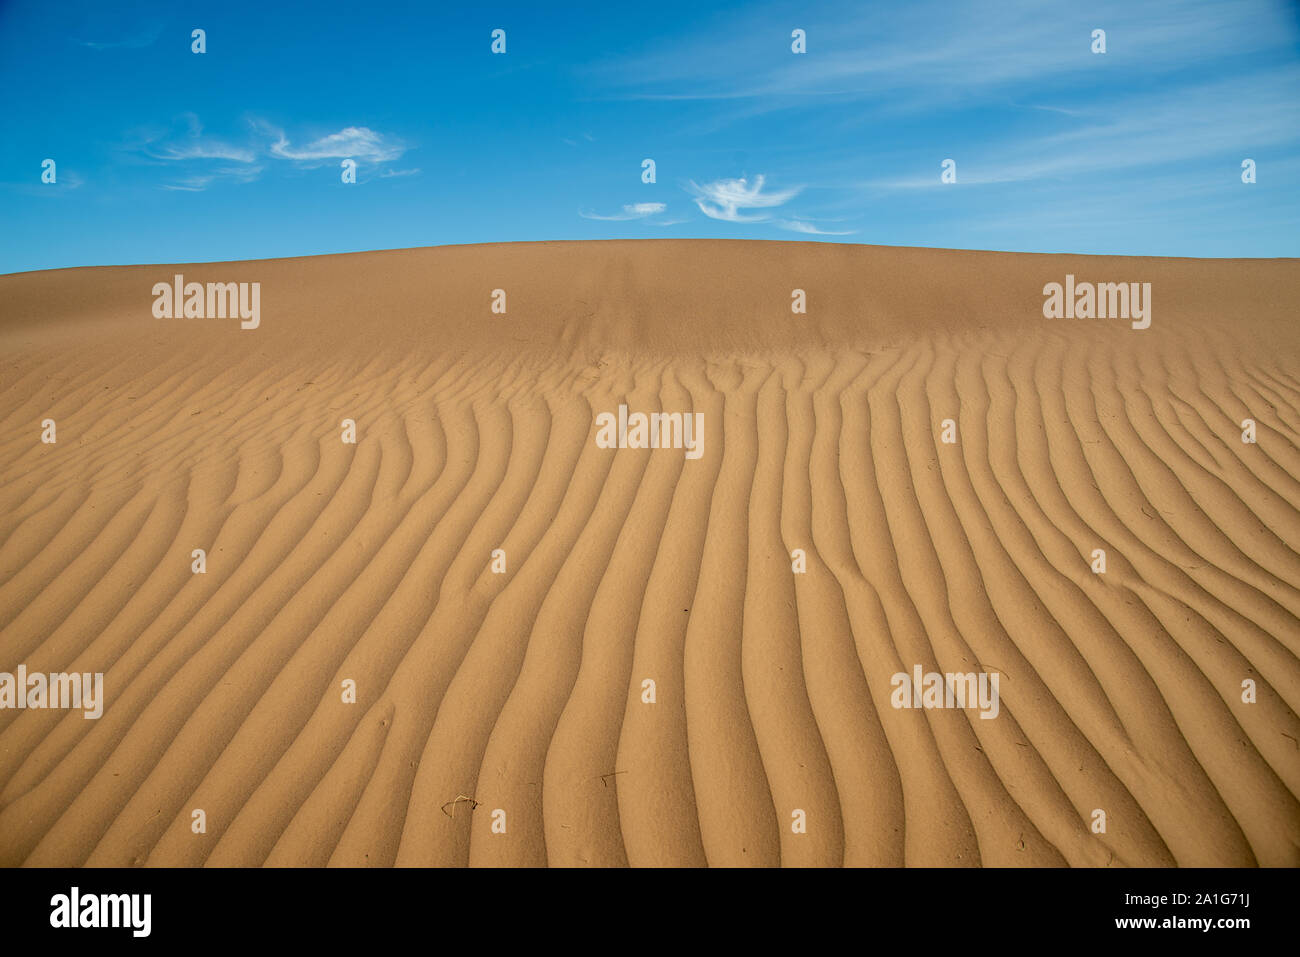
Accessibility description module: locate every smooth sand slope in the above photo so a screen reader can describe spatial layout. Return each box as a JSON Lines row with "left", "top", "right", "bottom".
{"left": 0, "top": 239, "right": 1297, "bottom": 867}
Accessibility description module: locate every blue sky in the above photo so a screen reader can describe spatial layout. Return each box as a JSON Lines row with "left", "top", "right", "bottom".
{"left": 2, "top": 0, "right": 1298, "bottom": 273}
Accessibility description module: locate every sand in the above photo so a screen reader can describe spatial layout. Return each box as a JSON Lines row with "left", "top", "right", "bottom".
{"left": 0, "top": 239, "right": 1297, "bottom": 867}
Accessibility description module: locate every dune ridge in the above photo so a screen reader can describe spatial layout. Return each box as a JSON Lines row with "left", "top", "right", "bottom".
{"left": 0, "top": 240, "right": 1297, "bottom": 867}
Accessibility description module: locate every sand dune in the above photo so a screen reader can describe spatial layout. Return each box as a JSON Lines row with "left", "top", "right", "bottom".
{"left": 0, "top": 239, "right": 1297, "bottom": 867}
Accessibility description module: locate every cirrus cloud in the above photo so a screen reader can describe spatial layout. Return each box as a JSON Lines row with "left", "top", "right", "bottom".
{"left": 779, "top": 218, "right": 857, "bottom": 236}
{"left": 133, "top": 115, "right": 411, "bottom": 191}
{"left": 266, "top": 125, "right": 406, "bottom": 163}
{"left": 579, "top": 202, "right": 668, "bottom": 221}
{"left": 686, "top": 175, "right": 801, "bottom": 222}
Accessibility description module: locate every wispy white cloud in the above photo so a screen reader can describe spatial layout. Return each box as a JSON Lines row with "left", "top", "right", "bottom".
{"left": 149, "top": 141, "right": 256, "bottom": 163}
{"left": 77, "top": 24, "right": 162, "bottom": 50}
{"left": 18, "top": 170, "right": 86, "bottom": 194}
{"left": 687, "top": 175, "right": 801, "bottom": 222}
{"left": 159, "top": 165, "right": 264, "bottom": 192}
{"left": 858, "top": 64, "right": 1300, "bottom": 191}
{"left": 587, "top": 0, "right": 1296, "bottom": 115}
{"left": 580, "top": 202, "right": 668, "bottom": 221}
{"left": 265, "top": 125, "right": 406, "bottom": 163}
{"left": 130, "top": 115, "right": 409, "bottom": 190}
{"left": 779, "top": 218, "right": 856, "bottom": 236}
{"left": 141, "top": 114, "right": 257, "bottom": 164}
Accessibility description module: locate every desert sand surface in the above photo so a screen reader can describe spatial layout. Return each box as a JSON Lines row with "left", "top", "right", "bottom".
{"left": 0, "top": 239, "right": 1297, "bottom": 867}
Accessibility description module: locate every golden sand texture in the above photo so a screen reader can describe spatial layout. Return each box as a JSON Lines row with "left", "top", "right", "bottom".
{"left": 0, "top": 240, "right": 1297, "bottom": 866}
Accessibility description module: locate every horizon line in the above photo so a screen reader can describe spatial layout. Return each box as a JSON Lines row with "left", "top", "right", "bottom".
{"left": 5, "top": 237, "right": 1298, "bottom": 279}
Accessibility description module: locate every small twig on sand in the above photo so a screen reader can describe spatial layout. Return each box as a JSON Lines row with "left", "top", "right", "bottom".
{"left": 440, "top": 794, "right": 480, "bottom": 818}
{"left": 599, "top": 770, "right": 628, "bottom": 788}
